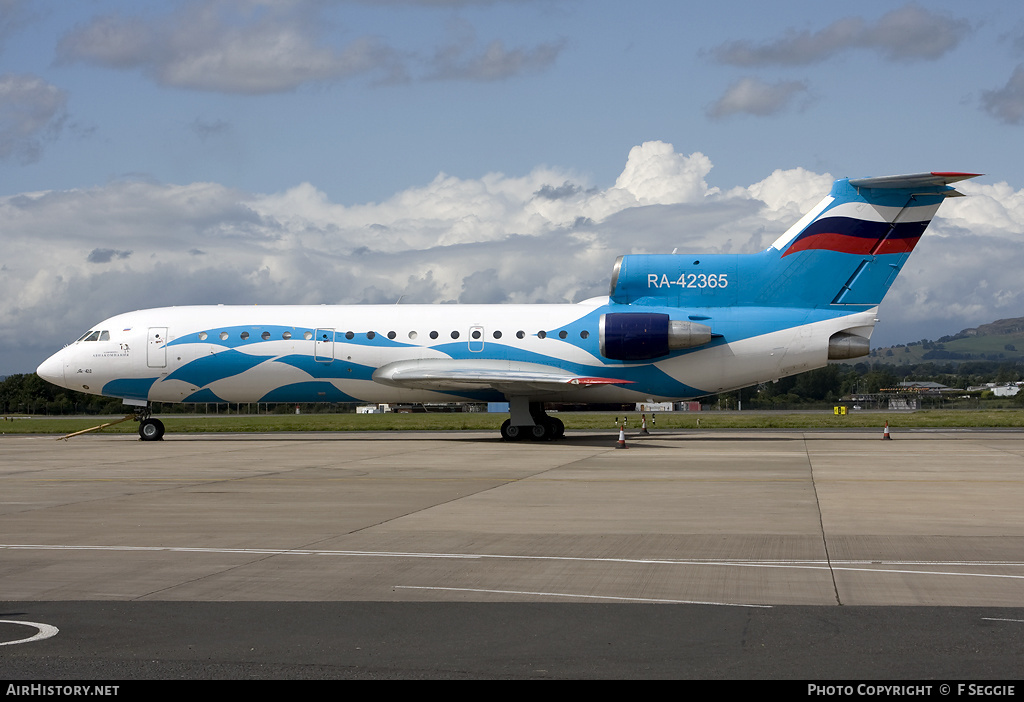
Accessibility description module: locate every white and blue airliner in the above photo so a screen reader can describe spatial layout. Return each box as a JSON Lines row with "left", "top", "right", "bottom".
{"left": 37, "top": 171, "right": 980, "bottom": 441}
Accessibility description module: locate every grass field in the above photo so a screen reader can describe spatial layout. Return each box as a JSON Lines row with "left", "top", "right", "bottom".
{"left": 3, "top": 409, "right": 1023, "bottom": 437}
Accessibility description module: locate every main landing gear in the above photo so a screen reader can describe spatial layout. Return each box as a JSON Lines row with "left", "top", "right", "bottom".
{"left": 135, "top": 407, "right": 165, "bottom": 441}
{"left": 500, "top": 400, "right": 564, "bottom": 442}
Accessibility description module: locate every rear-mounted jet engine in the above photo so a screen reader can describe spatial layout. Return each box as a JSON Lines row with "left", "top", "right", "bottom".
{"left": 599, "top": 313, "right": 712, "bottom": 361}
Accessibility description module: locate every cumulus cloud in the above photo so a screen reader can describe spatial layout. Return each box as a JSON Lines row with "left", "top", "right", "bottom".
{"left": 5, "top": 142, "right": 1022, "bottom": 371}
{"left": 707, "top": 77, "right": 809, "bottom": 119}
{"left": 709, "top": 4, "right": 970, "bottom": 66}
{"left": 612, "top": 143, "right": 714, "bottom": 204}
{"left": 0, "top": 74, "right": 67, "bottom": 163}
{"left": 981, "top": 65, "right": 1024, "bottom": 125}
{"left": 55, "top": 1, "right": 562, "bottom": 93}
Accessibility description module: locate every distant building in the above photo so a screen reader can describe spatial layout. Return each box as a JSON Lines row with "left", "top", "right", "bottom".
{"left": 635, "top": 402, "right": 673, "bottom": 412}
{"left": 967, "top": 383, "right": 1022, "bottom": 397}
{"left": 851, "top": 381, "right": 963, "bottom": 410}
{"left": 896, "top": 381, "right": 951, "bottom": 394}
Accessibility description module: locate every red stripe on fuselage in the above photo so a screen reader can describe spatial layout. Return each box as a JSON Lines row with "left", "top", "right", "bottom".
{"left": 573, "top": 377, "right": 634, "bottom": 385}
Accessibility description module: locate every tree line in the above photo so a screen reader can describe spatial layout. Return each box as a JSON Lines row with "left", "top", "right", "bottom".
{"left": 714, "top": 359, "right": 1024, "bottom": 410}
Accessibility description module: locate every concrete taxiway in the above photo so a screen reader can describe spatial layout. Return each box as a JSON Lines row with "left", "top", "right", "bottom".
{"left": 2, "top": 428, "right": 1024, "bottom": 677}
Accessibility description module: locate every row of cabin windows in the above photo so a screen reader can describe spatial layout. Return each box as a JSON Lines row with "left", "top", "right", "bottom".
{"left": 195, "top": 329, "right": 592, "bottom": 342}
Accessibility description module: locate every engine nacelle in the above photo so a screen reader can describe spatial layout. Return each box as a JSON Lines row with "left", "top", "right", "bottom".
{"left": 599, "top": 313, "right": 712, "bottom": 361}
{"left": 827, "top": 331, "right": 870, "bottom": 360}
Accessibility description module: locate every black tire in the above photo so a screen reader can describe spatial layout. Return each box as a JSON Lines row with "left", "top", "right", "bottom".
{"left": 500, "top": 419, "right": 525, "bottom": 442}
{"left": 139, "top": 418, "right": 165, "bottom": 441}
{"left": 550, "top": 417, "right": 565, "bottom": 439}
{"left": 528, "top": 422, "right": 550, "bottom": 441}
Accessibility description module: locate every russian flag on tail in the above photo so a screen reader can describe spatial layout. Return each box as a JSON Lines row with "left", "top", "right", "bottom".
{"left": 775, "top": 172, "right": 981, "bottom": 259}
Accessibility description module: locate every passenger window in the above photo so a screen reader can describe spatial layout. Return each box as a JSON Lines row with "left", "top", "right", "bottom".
{"left": 199, "top": 332, "right": 208, "bottom": 341}
{"left": 493, "top": 331, "right": 502, "bottom": 339}
{"left": 471, "top": 330, "right": 481, "bottom": 340}
{"left": 261, "top": 331, "right": 271, "bottom": 340}
{"left": 240, "top": 332, "right": 250, "bottom": 340}
{"left": 409, "top": 331, "right": 418, "bottom": 340}
{"left": 558, "top": 330, "right": 567, "bottom": 339}
{"left": 429, "top": 331, "right": 438, "bottom": 339}
{"left": 303, "top": 331, "right": 313, "bottom": 340}
{"left": 282, "top": 331, "right": 292, "bottom": 340}
{"left": 516, "top": 331, "right": 525, "bottom": 339}
{"left": 345, "top": 331, "right": 354, "bottom": 340}
{"left": 220, "top": 332, "right": 229, "bottom": 341}
{"left": 387, "top": 331, "right": 396, "bottom": 340}
{"left": 580, "top": 330, "right": 589, "bottom": 339}
{"left": 451, "top": 331, "right": 460, "bottom": 339}
{"left": 537, "top": 331, "right": 547, "bottom": 339}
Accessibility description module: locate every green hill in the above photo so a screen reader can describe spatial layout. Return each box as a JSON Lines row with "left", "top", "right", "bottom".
{"left": 871, "top": 317, "right": 1024, "bottom": 365}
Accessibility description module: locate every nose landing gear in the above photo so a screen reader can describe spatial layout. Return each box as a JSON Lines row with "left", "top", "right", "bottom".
{"left": 54, "top": 403, "right": 164, "bottom": 441}
{"left": 135, "top": 408, "right": 165, "bottom": 441}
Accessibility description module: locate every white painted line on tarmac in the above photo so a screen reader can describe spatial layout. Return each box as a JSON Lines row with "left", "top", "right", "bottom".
{"left": 4, "top": 544, "right": 1024, "bottom": 582}
{"left": 982, "top": 618, "right": 1024, "bottom": 623}
{"left": 0, "top": 620, "right": 59, "bottom": 646}
{"left": 395, "top": 585, "right": 771, "bottom": 607}
{"left": 830, "top": 565, "right": 1024, "bottom": 580}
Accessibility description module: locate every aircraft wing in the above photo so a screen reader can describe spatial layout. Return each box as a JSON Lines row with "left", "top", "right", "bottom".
{"left": 372, "top": 359, "right": 631, "bottom": 395}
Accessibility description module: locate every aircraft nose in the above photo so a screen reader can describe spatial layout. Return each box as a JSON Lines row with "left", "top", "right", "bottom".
{"left": 36, "top": 352, "right": 66, "bottom": 388}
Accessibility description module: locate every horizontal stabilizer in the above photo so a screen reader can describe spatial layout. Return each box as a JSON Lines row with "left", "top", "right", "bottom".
{"left": 848, "top": 172, "right": 982, "bottom": 190}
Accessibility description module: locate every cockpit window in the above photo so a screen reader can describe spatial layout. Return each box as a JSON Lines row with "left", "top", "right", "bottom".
{"left": 75, "top": 331, "right": 111, "bottom": 341}
{"left": 78, "top": 330, "right": 111, "bottom": 342}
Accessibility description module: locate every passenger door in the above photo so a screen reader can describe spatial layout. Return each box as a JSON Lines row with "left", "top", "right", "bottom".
{"left": 147, "top": 327, "right": 167, "bottom": 368}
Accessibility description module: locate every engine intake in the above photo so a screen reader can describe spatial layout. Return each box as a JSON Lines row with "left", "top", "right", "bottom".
{"left": 599, "top": 313, "right": 712, "bottom": 361}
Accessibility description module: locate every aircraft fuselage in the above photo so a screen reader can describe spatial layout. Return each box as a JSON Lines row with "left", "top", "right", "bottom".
{"left": 37, "top": 301, "right": 876, "bottom": 407}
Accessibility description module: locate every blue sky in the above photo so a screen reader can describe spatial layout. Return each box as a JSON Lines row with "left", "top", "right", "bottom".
{"left": 3, "top": 0, "right": 1024, "bottom": 372}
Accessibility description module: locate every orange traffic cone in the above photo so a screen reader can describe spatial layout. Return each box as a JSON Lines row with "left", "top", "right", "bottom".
{"left": 882, "top": 421, "right": 892, "bottom": 440}
{"left": 616, "top": 425, "right": 628, "bottom": 448}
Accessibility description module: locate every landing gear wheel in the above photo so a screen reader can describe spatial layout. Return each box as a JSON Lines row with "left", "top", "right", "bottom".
{"left": 550, "top": 417, "right": 565, "bottom": 439}
{"left": 500, "top": 419, "right": 526, "bottom": 442}
{"left": 139, "top": 418, "right": 165, "bottom": 441}
{"left": 529, "top": 422, "right": 550, "bottom": 441}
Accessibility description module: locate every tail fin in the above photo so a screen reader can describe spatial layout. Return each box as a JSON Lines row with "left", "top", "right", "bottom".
{"left": 767, "top": 172, "right": 980, "bottom": 306}
{"left": 609, "top": 172, "right": 980, "bottom": 309}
